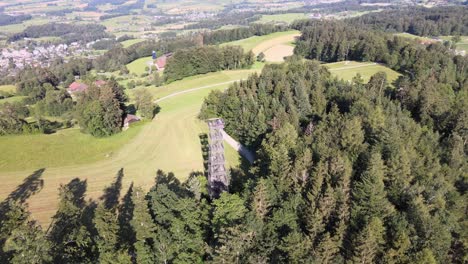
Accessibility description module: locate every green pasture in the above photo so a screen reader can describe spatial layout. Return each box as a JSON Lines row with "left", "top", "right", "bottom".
{"left": 126, "top": 56, "right": 153, "bottom": 75}
{"left": 324, "top": 61, "right": 401, "bottom": 83}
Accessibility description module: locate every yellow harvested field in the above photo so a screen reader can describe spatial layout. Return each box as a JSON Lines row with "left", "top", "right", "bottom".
{"left": 262, "top": 44, "right": 295, "bottom": 62}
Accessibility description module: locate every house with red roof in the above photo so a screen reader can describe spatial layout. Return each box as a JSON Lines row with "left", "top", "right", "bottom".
{"left": 94, "top": 80, "right": 107, "bottom": 87}
{"left": 123, "top": 114, "right": 141, "bottom": 130}
{"left": 67, "top": 80, "right": 107, "bottom": 95}
{"left": 154, "top": 53, "right": 172, "bottom": 71}
{"left": 67, "top": 82, "right": 88, "bottom": 94}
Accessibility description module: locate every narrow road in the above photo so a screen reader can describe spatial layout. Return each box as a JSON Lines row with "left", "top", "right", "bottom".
{"left": 221, "top": 130, "right": 255, "bottom": 164}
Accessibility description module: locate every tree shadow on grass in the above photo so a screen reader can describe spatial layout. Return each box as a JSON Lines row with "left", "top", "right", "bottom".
{"left": 199, "top": 133, "right": 209, "bottom": 175}
{"left": 1, "top": 168, "right": 45, "bottom": 206}
{"left": 118, "top": 182, "right": 136, "bottom": 252}
{"left": 0, "top": 168, "right": 46, "bottom": 261}
{"left": 100, "top": 168, "right": 124, "bottom": 210}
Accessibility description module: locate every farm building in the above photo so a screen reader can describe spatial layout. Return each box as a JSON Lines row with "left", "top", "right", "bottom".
{"left": 154, "top": 53, "right": 173, "bottom": 71}
{"left": 67, "top": 80, "right": 107, "bottom": 95}
{"left": 123, "top": 114, "right": 141, "bottom": 130}
{"left": 67, "top": 82, "right": 88, "bottom": 94}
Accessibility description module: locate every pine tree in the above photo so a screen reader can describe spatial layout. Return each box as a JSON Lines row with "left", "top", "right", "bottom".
{"left": 352, "top": 217, "right": 385, "bottom": 264}
{"left": 351, "top": 151, "right": 394, "bottom": 227}
{"left": 48, "top": 179, "right": 95, "bottom": 263}
{"left": 130, "top": 186, "right": 156, "bottom": 264}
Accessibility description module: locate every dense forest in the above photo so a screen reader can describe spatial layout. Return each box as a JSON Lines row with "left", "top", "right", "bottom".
{"left": 7, "top": 23, "right": 112, "bottom": 44}
{"left": 348, "top": 6, "right": 468, "bottom": 36}
{"left": 292, "top": 20, "right": 467, "bottom": 137}
{"left": 164, "top": 45, "right": 254, "bottom": 82}
{"left": 0, "top": 13, "right": 31, "bottom": 26}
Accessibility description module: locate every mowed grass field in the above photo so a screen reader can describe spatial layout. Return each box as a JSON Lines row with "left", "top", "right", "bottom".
{"left": 126, "top": 56, "right": 153, "bottom": 75}
{"left": 324, "top": 61, "right": 401, "bottom": 83}
{"left": 0, "top": 70, "right": 256, "bottom": 226}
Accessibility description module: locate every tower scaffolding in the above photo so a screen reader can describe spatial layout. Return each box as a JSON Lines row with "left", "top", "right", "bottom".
{"left": 206, "top": 118, "right": 228, "bottom": 198}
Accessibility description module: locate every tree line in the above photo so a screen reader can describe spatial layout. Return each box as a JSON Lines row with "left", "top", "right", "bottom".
{"left": 164, "top": 45, "right": 255, "bottom": 83}
{"left": 0, "top": 13, "right": 31, "bottom": 26}
{"left": 347, "top": 6, "right": 468, "bottom": 36}
{"left": 7, "top": 23, "right": 112, "bottom": 44}
{"left": 202, "top": 23, "right": 289, "bottom": 45}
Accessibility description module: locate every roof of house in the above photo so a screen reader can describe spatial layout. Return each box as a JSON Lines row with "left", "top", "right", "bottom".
{"left": 154, "top": 53, "right": 173, "bottom": 70}
{"left": 124, "top": 114, "right": 141, "bottom": 125}
{"left": 94, "top": 80, "right": 106, "bottom": 86}
{"left": 68, "top": 82, "right": 89, "bottom": 93}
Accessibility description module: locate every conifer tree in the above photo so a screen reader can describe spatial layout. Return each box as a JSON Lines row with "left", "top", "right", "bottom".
{"left": 352, "top": 217, "right": 385, "bottom": 264}
{"left": 130, "top": 186, "right": 156, "bottom": 264}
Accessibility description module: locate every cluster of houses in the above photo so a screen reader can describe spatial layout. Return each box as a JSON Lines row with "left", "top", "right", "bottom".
{"left": 0, "top": 42, "right": 91, "bottom": 76}
{"left": 67, "top": 80, "right": 141, "bottom": 129}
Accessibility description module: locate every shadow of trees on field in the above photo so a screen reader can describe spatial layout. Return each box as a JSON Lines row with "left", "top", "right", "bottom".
{"left": 118, "top": 182, "right": 136, "bottom": 251}
{"left": 0, "top": 168, "right": 46, "bottom": 262}
{"left": 101, "top": 168, "right": 124, "bottom": 210}
{"left": 1, "top": 168, "right": 45, "bottom": 205}
{"left": 199, "top": 133, "right": 209, "bottom": 175}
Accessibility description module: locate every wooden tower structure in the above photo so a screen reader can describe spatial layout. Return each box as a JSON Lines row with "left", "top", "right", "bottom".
{"left": 207, "top": 118, "right": 228, "bottom": 198}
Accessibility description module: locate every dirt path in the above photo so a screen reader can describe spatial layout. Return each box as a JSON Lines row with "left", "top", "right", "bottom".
{"left": 221, "top": 130, "right": 255, "bottom": 164}
{"left": 328, "top": 63, "right": 377, "bottom": 71}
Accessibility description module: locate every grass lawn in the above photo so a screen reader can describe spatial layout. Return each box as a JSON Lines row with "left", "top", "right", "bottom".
{"left": 0, "top": 85, "right": 16, "bottom": 93}
{"left": 126, "top": 56, "right": 153, "bottom": 75}
{"left": 324, "top": 61, "right": 401, "bottom": 83}
{"left": 221, "top": 30, "right": 300, "bottom": 53}
{"left": 0, "top": 69, "right": 256, "bottom": 226}
{"left": 0, "top": 96, "right": 27, "bottom": 105}
{"left": 259, "top": 13, "right": 308, "bottom": 24}
{"left": 121, "top": 38, "right": 145, "bottom": 48}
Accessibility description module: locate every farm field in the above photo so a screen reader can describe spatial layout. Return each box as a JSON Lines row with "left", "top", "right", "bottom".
{"left": 222, "top": 30, "right": 300, "bottom": 55}
{"left": 324, "top": 61, "right": 401, "bottom": 83}
{"left": 259, "top": 13, "right": 308, "bottom": 24}
{"left": 0, "top": 70, "right": 256, "bottom": 226}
